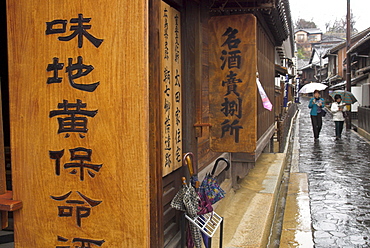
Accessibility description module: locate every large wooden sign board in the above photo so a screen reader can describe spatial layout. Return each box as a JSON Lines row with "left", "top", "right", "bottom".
{"left": 208, "top": 14, "right": 257, "bottom": 153}
{"left": 7, "top": 1, "right": 149, "bottom": 247}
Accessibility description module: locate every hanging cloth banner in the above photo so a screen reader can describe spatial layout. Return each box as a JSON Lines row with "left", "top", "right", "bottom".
{"left": 283, "top": 74, "right": 289, "bottom": 107}
{"left": 256, "top": 74, "right": 273, "bottom": 111}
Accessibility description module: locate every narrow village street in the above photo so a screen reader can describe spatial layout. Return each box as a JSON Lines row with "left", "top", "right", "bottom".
{"left": 298, "top": 97, "right": 370, "bottom": 247}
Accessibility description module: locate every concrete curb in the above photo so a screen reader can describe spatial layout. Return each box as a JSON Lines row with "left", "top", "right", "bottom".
{"left": 279, "top": 109, "right": 314, "bottom": 248}
{"left": 212, "top": 109, "right": 299, "bottom": 247}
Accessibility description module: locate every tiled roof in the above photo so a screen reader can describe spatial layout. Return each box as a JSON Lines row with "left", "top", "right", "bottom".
{"left": 209, "top": 0, "right": 294, "bottom": 47}
{"left": 321, "top": 35, "right": 345, "bottom": 43}
{"left": 347, "top": 31, "right": 370, "bottom": 53}
{"left": 296, "top": 59, "right": 310, "bottom": 70}
{"left": 323, "top": 27, "right": 370, "bottom": 57}
{"left": 294, "top": 28, "right": 322, "bottom": 34}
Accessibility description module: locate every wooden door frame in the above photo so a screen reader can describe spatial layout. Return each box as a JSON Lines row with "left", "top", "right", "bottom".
{"left": 149, "top": 0, "right": 163, "bottom": 246}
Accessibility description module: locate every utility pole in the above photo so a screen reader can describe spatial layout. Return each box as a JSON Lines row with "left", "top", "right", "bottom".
{"left": 319, "top": 48, "right": 322, "bottom": 83}
{"left": 346, "top": 0, "right": 352, "bottom": 129}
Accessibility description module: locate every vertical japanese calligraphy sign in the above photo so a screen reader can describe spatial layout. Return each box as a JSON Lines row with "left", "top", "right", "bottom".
{"left": 171, "top": 8, "right": 182, "bottom": 172}
{"left": 7, "top": 1, "right": 149, "bottom": 247}
{"left": 208, "top": 14, "right": 257, "bottom": 153}
{"left": 160, "top": 1, "right": 182, "bottom": 176}
{"left": 161, "top": 1, "right": 174, "bottom": 176}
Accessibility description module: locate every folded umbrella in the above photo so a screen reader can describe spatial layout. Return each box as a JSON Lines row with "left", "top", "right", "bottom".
{"left": 170, "top": 177, "right": 188, "bottom": 212}
{"left": 200, "top": 158, "right": 230, "bottom": 205}
{"left": 183, "top": 152, "right": 199, "bottom": 188}
{"left": 170, "top": 177, "right": 202, "bottom": 248}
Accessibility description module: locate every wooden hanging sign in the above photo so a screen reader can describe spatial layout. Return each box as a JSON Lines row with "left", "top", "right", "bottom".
{"left": 208, "top": 14, "right": 257, "bottom": 153}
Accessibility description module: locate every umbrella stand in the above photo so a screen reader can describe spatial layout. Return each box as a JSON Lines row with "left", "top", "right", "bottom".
{"left": 185, "top": 212, "right": 224, "bottom": 247}
{"left": 181, "top": 154, "right": 226, "bottom": 248}
{"left": 175, "top": 153, "right": 203, "bottom": 248}
{"left": 173, "top": 176, "right": 202, "bottom": 248}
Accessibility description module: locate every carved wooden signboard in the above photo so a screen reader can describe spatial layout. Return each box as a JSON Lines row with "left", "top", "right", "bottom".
{"left": 209, "top": 14, "right": 257, "bottom": 153}
{"left": 160, "top": 1, "right": 182, "bottom": 176}
{"left": 7, "top": 1, "right": 149, "bottom": 247}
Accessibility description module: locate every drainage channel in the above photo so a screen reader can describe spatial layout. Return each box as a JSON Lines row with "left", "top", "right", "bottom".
{"left": 267, "top": 113, "right": 298, "bottom": 248}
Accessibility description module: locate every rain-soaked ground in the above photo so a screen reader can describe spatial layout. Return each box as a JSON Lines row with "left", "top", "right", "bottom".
{"left": 298, "top": 97, "right": 370, "bottom": 247}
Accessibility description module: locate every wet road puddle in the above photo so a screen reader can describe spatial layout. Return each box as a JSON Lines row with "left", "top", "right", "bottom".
{"left": 280, "top": 173, "right": 314, "bottom": 247}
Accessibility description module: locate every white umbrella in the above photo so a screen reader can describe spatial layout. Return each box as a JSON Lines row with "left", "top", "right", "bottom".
{"left": 298, "top": 82, "right": 328, "bottom": 94}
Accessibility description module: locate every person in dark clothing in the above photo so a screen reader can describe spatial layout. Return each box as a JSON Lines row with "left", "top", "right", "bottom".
{"left": 308, "top": 90, "right": 325, "bottom": 140}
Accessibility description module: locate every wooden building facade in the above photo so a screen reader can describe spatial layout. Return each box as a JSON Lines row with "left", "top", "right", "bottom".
{"left": 150, "top": 0, "right": 294, "bottom": 247}
{"left": 0, "top": 0, "right": 294, "bottom": 247}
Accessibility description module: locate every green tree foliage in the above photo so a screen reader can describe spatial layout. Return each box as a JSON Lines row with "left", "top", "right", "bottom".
{"left": 295, "top": 18, "right": 317, "bottom": 29}
{"left": 296, "top": 47, "right": 307, "bottom": 59}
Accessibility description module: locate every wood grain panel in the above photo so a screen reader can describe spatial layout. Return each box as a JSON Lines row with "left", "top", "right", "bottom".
{"left": 7, "top": 1, "right": 149, "bottom": 247}
{"left": 208, "top": 14, "right": 257, "bottom": 153}
{"left": 0, "top": 84, "right": 8, "bottom": 229}
{"left": 161, "top": 2, "right": 183, "bottom": 176}
{"left": 257, "top": 23, "right": 275, "bottom": 140}
{"left": 171, "top": 8, "right": 182, "bottom": 172}
{"left": 161, "top": 1, "right": 175, "bottom": 176}
{"left": 149, "top": 0, "right": 163, "bottom": 246}
{"left": 0, "top": 85, "right": 5, "bottom": 196}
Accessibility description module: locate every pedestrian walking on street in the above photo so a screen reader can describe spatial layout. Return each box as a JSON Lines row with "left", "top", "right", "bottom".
{"left": 330, "top": 94, "right": 347, "bottom": 140}
{"left": 308, "top": 90, "right": 325, "bottom": 140}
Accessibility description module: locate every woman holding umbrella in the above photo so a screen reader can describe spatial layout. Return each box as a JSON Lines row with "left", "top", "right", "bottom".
{"left": 331, "top": 94, "right": 347, "bottom": 140}
{"left": 308, "top": 90, "right": 325, "bottom": 140}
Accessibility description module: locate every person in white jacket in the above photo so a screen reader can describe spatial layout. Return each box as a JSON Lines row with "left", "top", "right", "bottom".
{"left": 330, "top": 94, "right": 347, "bottom": 140}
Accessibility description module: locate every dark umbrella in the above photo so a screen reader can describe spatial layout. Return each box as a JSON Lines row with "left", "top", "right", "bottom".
{"left": 330, "top": 90, "right": 357, "bottom": 104}
{"left": 200, "top": 157, "right": 230, "bottom": 205}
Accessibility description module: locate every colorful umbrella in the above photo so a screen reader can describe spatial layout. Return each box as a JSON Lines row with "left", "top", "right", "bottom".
{"left": 298, "top": 82, "right": 328, "bottom": 94}
{"left": 329, "top": 90, "right": 357, "bottom": 104}
{"left": 200, "top": 158, "right": 230, "bottom": 205}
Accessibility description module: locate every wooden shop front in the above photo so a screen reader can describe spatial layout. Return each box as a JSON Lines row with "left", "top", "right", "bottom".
{"left": 1, "top": 0, "right": 292, "bottom": 247}
{"left": 5, "top": 0, "right": 150, "bottom": 247}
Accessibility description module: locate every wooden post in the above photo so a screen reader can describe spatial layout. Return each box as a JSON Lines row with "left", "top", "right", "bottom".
{"left": 149, "top": 0, "right": 164, "bottom": 246}
{"left": 7, "top": 1, "right": 150, "bottom": 246}
{"left": 346, "top": 0, "right": 352, "bottom": 129}
{"left": 0, "top": 83, "right": 8, "bottom": 229}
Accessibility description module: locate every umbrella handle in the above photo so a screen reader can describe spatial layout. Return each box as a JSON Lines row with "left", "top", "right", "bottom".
{"left": 183, "top": 152, "right": 196, "bottom": 176}
{"left": 195, "top": 181, "right": 200, "bottom": 189}
{"left": 211, "top": 158, "right": 230, "bottom": 177}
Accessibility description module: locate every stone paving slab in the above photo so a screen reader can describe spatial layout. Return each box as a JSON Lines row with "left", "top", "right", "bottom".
{"left": 213, "top": 153, "right": 287, "bottom": 248}
{"left": 298, "top": 98, "right": 370, "bottom": 247}
{"left": 287, "top": 173, "right": 309, "bottom": 195}
{"left": 229, "top": 193, "right": 275, "bottom": 247}
{"left": 280, "top": 230, "right": 313, "bottom": 248}
{"left": 280, "top": 173, "right": 313, "bottom": 248}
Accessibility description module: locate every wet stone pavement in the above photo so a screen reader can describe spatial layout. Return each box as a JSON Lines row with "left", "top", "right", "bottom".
{"left": 298, "top": 98, "right": 370, "bottom": 247}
